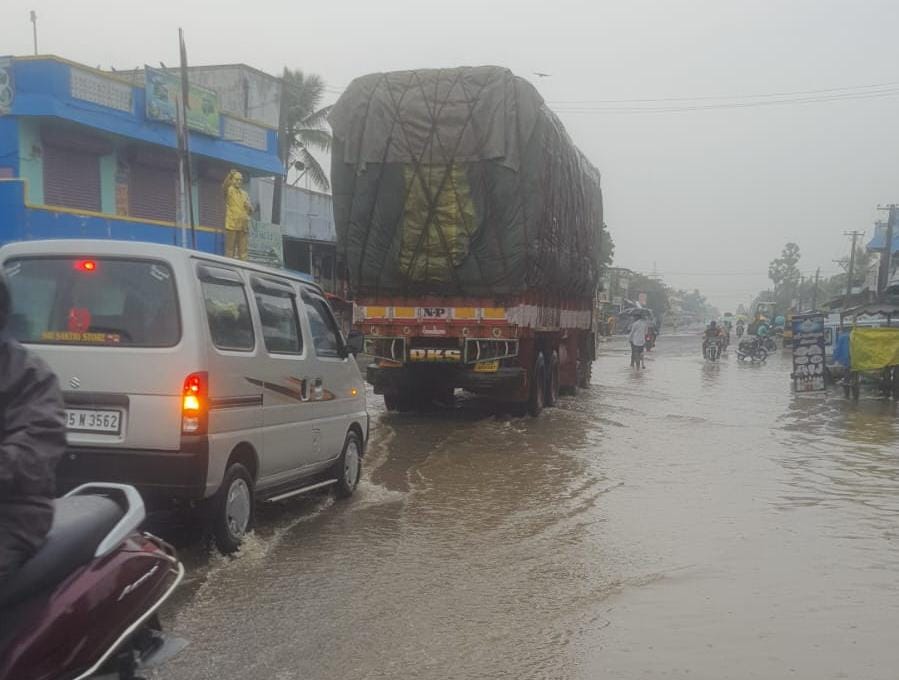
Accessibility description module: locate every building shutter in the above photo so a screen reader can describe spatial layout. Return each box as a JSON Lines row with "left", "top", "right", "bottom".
{"left": 199, "top": 176, "right": 226, "bottom": 228}
{"left": 43, "top": 144, "right": 101, "bottom": 211}
{"left": 129, "top": 161, "right": 176, "bottom": 222}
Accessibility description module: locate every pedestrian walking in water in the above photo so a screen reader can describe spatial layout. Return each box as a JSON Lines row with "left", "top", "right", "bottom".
{"left": 629, "top": 312, "right": 650, "bottom": 369}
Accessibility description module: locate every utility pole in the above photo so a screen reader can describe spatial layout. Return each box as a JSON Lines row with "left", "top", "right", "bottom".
{"left": 812, "top": 267, "right": 820, "bottom": 310}
{"left": 177, "top": 28, "right": 196, "bottom": 248}
{"left": 271, "top": 67, "right": 290, "bottom": 225}
{"left": 877, "top": 204, "right": 898, "bottom": 295}
{"left": 844, "top": 230, "right": 865, "bottom": 304}
{"left": 797, "top": 274, "right": 804, "bottom": 312}
{"left": 29, "top": 11, "right": 37, "bottom": 55}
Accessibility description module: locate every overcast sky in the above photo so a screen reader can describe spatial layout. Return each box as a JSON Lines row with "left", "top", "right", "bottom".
{"left": 4, "top": 0, "right": 899, "bottom": 310}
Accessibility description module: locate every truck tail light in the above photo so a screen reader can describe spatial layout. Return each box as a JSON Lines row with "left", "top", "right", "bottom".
{"left": 182, "top": 372, "right": 208, "bottom": 434}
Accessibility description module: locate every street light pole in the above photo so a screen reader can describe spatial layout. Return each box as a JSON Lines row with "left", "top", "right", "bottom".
{"left": 29, "top": 11, "right": 37, "bottom": 55}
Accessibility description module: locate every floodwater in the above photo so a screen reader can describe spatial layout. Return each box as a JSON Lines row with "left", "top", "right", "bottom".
{"left": 157, "top": 335, "right": 899, "bottom": 680}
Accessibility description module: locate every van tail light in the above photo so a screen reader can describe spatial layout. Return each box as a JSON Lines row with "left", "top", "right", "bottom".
{"left": 182, "top": 372, "right": 208, "bottom": 435}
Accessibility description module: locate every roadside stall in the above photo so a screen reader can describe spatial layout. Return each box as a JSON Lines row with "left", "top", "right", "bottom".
{"left": 838, "top": 303, "right": 899, "bottom": 399}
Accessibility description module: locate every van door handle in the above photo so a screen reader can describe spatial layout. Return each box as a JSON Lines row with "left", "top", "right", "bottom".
{"left": 310, "top": 377, "right": 324, "bottom": 401}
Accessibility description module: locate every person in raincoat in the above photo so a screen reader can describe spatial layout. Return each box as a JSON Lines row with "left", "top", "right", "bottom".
{"left": 223, "top": 169, "right": 252, "bottom": 260}
{"left": 0, "top": 273, "right": 66, "bottom": 587}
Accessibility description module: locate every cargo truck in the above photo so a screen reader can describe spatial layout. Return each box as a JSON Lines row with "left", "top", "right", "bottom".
{"left": 329, "top": 66, "right": 609, "bottom": 415}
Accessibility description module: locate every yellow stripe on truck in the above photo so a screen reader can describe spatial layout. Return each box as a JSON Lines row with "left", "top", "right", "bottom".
{"left": 392, "top": 306, "right": 417, "bottom": 319}
{"left": 364, "top": 306, "right": 388, "bottom": 319}
{"left": 453, "top": 307, "right": 477, "bottom": 320}
{"left": 481, "top": 307, "right": 506, "bottom": 320}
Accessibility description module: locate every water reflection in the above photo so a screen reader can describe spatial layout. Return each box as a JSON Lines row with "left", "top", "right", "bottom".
{"left": 776, "top": 388, "right": 899, "bottom": 520}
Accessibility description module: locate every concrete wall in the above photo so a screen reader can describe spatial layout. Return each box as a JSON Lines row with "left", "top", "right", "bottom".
{"left": 251, "top": 178, "right": 336, "bottom": 242}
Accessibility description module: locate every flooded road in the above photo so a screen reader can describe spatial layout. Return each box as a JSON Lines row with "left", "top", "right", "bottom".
{"left": 159, "top": 335, "right": 899, "bottom": 680}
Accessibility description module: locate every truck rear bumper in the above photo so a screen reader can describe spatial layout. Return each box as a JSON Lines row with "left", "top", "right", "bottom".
{"left": 367, "top": 364, "right": 527, "bottom": 399}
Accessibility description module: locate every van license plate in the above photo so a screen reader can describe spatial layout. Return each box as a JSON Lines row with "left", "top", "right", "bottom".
{"left": 66, "top": 409, "right": 122, "bottom": 434}
{"left": 474, "top": 361, "right": 499, "bottom": 373}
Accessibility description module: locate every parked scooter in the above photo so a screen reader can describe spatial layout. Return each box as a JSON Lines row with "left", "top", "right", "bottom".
{"left": 0, "top": 483, "right": 186, "bottom": 680}
{"left": 737, "top": 336, "right": 769, "bottom": 362}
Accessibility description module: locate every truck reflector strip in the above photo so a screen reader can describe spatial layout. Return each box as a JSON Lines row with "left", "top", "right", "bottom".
{"left": 360, "top": 305, "right": 509, "bottom": 323}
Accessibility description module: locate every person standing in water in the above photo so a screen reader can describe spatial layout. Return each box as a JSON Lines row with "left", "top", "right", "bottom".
{"left": 629, "top": 312, "right": 650, "bottom": 369}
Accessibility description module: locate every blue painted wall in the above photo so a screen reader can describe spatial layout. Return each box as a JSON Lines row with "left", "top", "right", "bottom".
{"left": 0, "top": 179, "right": 224, "bottom": 254}
{"left": 11, "top": 58, "right": 282, "bottom": 175}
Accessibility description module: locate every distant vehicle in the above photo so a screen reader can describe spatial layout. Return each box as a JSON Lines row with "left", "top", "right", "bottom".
{"left": 737, "top": 336, "right": 769, "bottom": 362}
{"left": 0, "top": 484, "right": 185, "bottom": 680}
{"left": 1, "top": 240, "right": 368, "bottom": 553}
{"left": 330, "top": 66, "right": 606, "bottom": 416}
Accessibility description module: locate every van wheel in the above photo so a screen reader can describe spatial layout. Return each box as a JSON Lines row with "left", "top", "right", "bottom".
{"left": 528, "top": 354, "right": 546, "bottom": 417}
{"left": 334, "top": 430, "right": 362, "bottom": 498}
{"left": 212, "top": 463, "right": 254, "bottom": 554}
{"left": 545, "top": 351, "right": 561, "bottom": 407}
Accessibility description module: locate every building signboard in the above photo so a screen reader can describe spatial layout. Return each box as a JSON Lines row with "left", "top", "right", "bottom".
{"left": 145, "top": 66, "right": 220, "bottom": 136}
{"left": 792, "top": 312, "right": 826, "bottom": 392}
{"left": 0, "top": 57, "right": 13, "bottom": 115}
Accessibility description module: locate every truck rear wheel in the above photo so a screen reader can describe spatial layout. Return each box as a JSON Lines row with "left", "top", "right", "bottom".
{"left": 545, "top": 351, "right": 560, "bottom": 407}
{"left": 528, "top": 354, "right": 546, "bottom": 416}
{"left": 577, "top": 358, "right": 593, "bottom": 389}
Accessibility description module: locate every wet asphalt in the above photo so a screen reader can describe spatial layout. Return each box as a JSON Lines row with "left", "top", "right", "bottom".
{"left": 155, "top": 334, "right": 899, "bottom": 680}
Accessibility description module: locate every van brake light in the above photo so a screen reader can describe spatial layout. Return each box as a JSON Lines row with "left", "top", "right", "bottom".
{"left": 182, "top": 372, "right": 208, "bottom": 435}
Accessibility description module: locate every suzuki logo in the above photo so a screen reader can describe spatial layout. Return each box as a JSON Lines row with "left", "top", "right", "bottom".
{"left": 69, "top": 377, "right": 81, "bottom": 389}
{"left": 409, "top": 348, "right": 462, "bottom": 362}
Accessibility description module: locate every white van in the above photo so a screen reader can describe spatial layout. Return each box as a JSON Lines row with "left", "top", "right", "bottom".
{"left": 1, "top": 240, "right": 368, "bottom": 552}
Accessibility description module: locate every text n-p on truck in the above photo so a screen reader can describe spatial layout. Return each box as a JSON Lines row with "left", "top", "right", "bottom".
{"left": 329, "top": 66, "right": 609, "bottom": 416}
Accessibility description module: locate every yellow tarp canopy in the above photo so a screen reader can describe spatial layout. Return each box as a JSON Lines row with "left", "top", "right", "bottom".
{"left": 850, "top": 327, "right": 899, "bottom": 371}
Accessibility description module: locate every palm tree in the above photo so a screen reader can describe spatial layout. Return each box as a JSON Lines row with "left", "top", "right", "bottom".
{"left": 282, "top": 68, "right": 332, "bottom": 192}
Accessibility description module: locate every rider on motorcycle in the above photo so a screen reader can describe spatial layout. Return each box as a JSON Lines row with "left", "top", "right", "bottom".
{"left": 703, "top": 320, "right": 723, "bottom": 353}
{"left": 0, "top": 273, "right": 66, "bottom": 588}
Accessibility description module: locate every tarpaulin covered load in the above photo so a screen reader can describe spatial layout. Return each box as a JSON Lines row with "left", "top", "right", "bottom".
{"left": 329, "top": 66, "right": 605, "bottom": 297}
{"left": 849, "top": 327, "right": 899, "bottom": 371}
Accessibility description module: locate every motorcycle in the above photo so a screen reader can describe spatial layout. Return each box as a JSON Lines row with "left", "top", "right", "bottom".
{"left": 737, "top": 336, "right": 769, "bottom": 362}
{"left": 0, "top": 483, "right": 186, "bottom": 680}
{"left": 761, "top": 335, "right": 778, "bottom": 352}
{"left": 703, "top": 337, "right": 724, "bottom": 362}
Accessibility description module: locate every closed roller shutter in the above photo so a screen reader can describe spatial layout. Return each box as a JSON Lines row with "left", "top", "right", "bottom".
{"left": 43, "top": 144, "right": 101, "bottom": 211}
{"left": 199, "top": 176, "right": 226, "bottom": 228}
{"left": 129, "top": 162, "right": 176, "bottom": 222}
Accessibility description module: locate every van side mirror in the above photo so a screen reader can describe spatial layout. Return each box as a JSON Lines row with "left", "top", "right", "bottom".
{"left": 346, "top": 330, "right": 365, "bottom": 356}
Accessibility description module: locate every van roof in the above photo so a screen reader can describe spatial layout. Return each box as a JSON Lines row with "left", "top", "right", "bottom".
{"left": 0, "top": 239, "right": 324, "bottom": 294}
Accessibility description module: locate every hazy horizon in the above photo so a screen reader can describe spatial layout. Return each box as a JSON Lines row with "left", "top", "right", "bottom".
{"left": 3, "top": 0, "right": 898, "bottom": 311}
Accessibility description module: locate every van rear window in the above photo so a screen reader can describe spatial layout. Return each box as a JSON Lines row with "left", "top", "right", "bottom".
{"left": 5, "top": 257, "right": 180, "bottom": 347}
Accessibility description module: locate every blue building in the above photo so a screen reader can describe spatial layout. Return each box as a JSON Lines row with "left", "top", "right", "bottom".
{"left": 0, "top": 55, "right": 283, "bottom": 253}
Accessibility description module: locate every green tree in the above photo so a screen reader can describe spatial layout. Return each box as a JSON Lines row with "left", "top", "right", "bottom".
{"left": 599, "top": 224, "right": 615, "bottom": 270}
{"left": 768, "top": 242, "right": 801, "bottom": 310}
{"left": 282, "top": 68, "right": 332, "bottom": 192}
{"left": 628, "top": 273, "right": 670, "bottom": 321}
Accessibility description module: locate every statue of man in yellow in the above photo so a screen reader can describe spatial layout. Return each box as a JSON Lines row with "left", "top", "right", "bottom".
{"left": 223, "top": 169, "right": 252, "bottom": 260}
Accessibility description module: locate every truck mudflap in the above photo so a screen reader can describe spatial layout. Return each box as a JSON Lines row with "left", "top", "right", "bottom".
{"left": 366, "top": 364, "right": 527, "bottom": 400}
